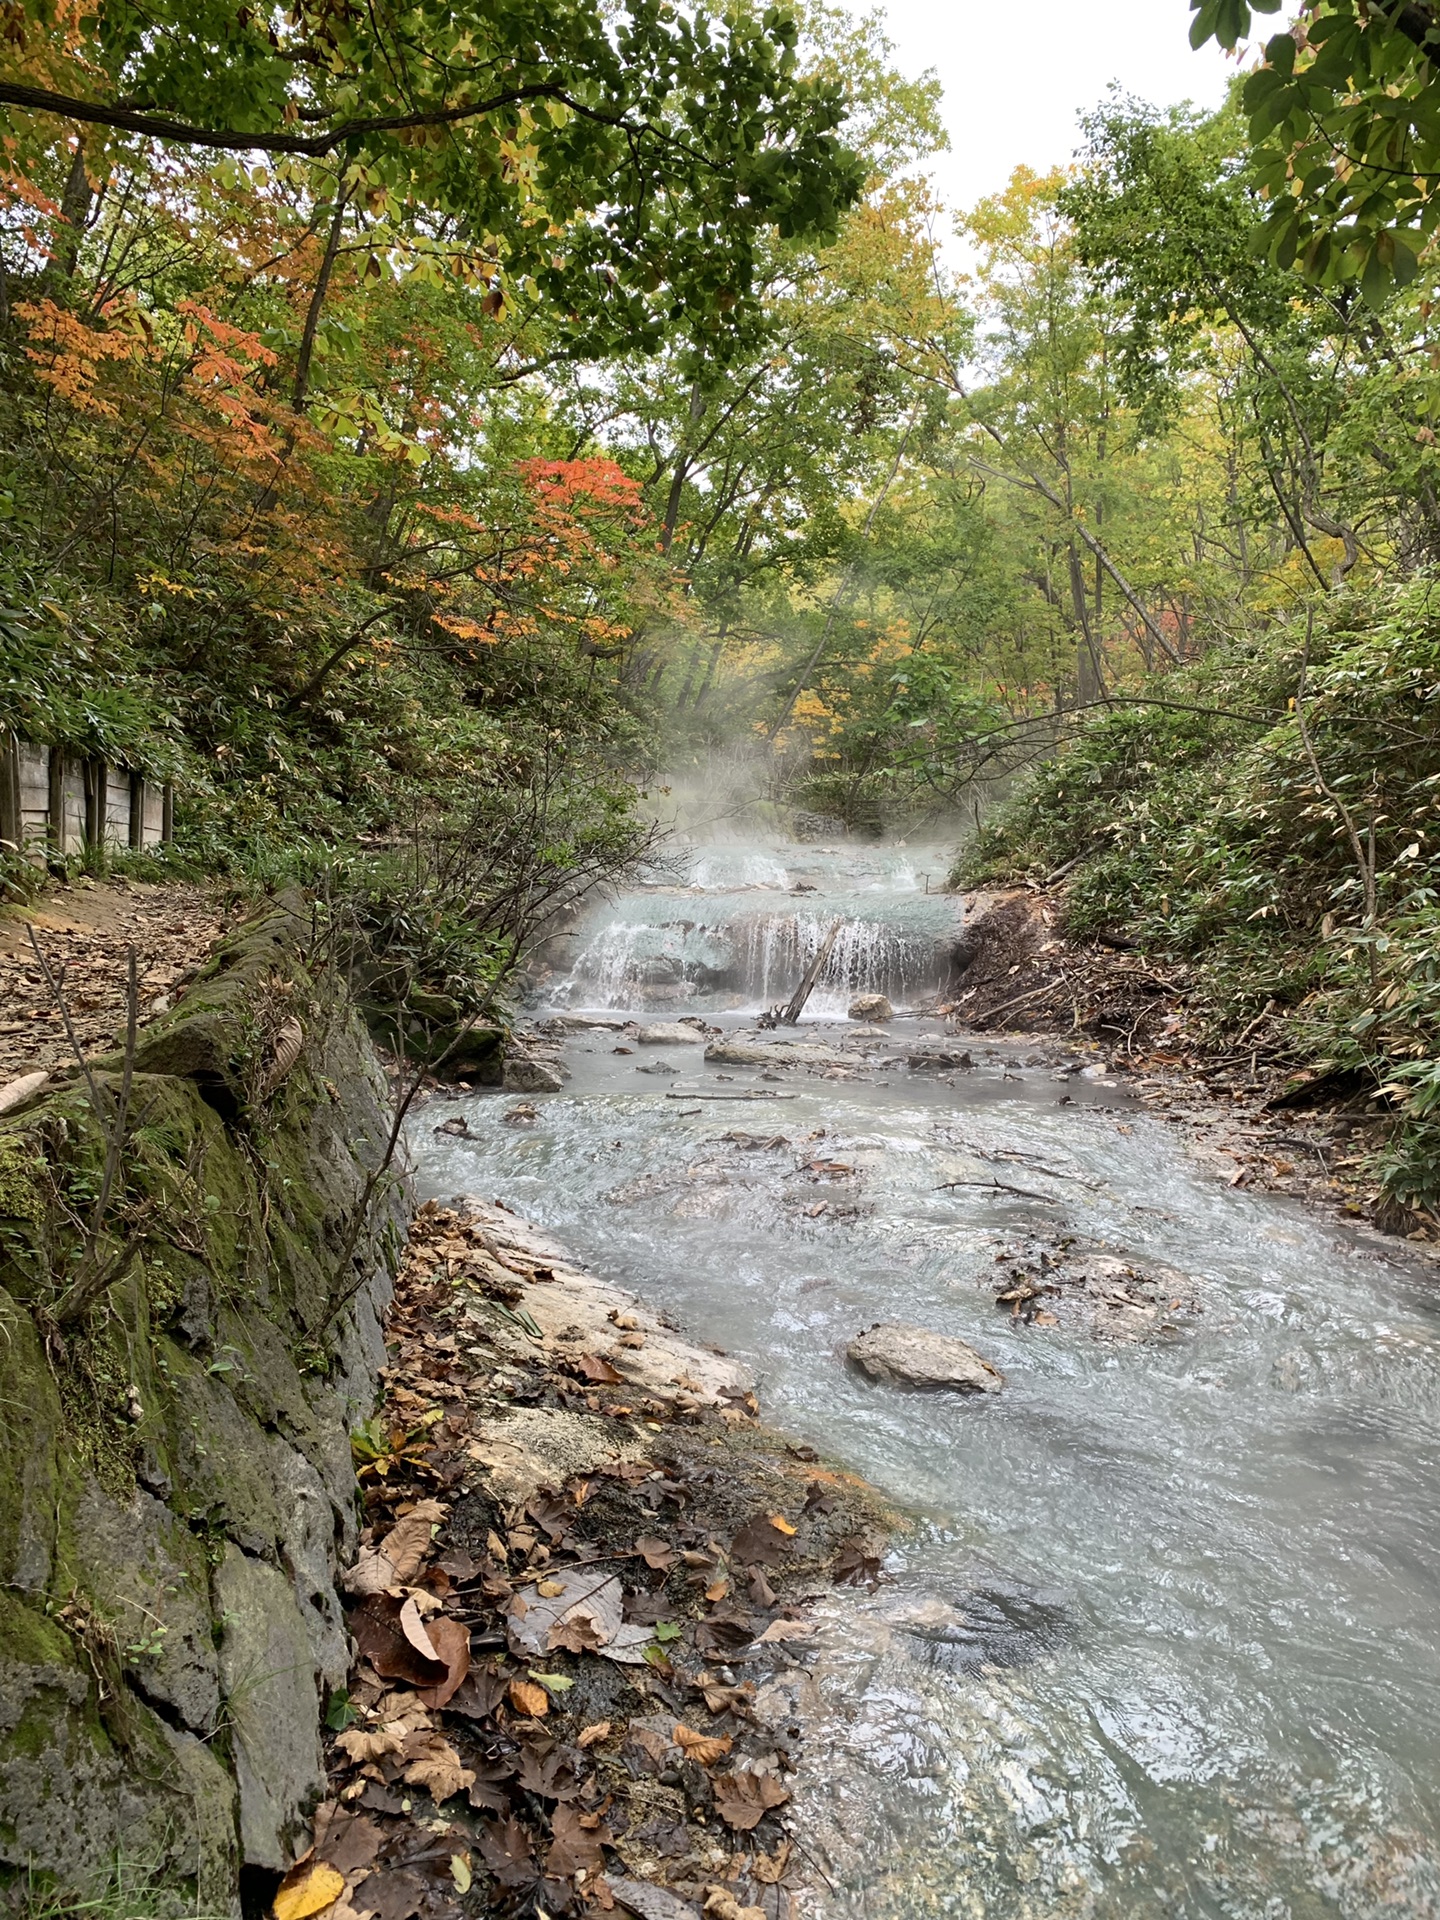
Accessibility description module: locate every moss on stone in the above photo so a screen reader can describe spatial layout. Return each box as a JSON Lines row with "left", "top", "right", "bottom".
{"left": 0, "top": 1141, "right": 44, "bottom": 1226}
{"left": 0, "top": 890, "right": 406, "bottom": 1900}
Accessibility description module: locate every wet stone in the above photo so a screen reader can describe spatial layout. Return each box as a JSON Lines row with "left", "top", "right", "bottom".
{"left": 848, "top": 993, "right": 893, "bottom": 1022}
{"left": 847, "top": 1323, "right": 1004, "bottom": 1394}
{"left": 635, "top": 1022, "right": 707, "bottom": 1045}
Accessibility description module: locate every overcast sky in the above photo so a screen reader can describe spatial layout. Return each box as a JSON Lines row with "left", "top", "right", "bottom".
{"left": 853, "top": 0, "right": 1238, "bottom": 216}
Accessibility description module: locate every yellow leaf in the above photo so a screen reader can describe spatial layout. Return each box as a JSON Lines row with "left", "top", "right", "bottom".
{"left": 450, "top": 1855, "right": 472, "bottom": 1894}
{"left": 769, "top": 1514, "right": 797, "bottom": 1536}
{"left": 509, "top": 1678, "right": 549, "bottom": 1717}
{"left": 273, "top": 1864, "right": 345, "bottom": 1920}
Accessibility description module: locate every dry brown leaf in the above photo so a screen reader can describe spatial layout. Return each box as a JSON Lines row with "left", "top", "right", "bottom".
{"left": 272, "top": 1863, "right": 345, "bottom": 1920}
{"left": 398, "top": 1595, "right": 438, "bottom": 1663}
{"left": 755, "top": 1618, "right": 813, "bottom": 1644}
{"left": 703, "top": 1889, "right": 765, "bottom": 1920}
{"left": 577, "top": 1720, "right": 612, "bottom": 1748}
{"left": 674, "top": 1723, "right": 733, "bottom": 1766}
{"left": 400, "top": 1733, "right": 474, "bottom": 1802}
{"left": 751, "top": 1838, "right": 792, "bottom": 1885}
{"left": 576, "top": 1352, "right": 625, "bottom": 1384}
{"left": 413, "top": 1615, "right": 470, "bottom": 1710}
{"left": 704, "top": 1577, "right": 730, "bottom": 1604}
{"left": 712, "top": 1767, "right": 790, "bottom": 1832}
{"left": 342, "top": 1500, "right": 445, "bottom": 1595}
{"left": 334, "top": 1721, "right": 406, "bottom": 1764}
{"left": 508, "top": 1678, "right": 549, "bottom": 1717}
{"left": 633, "top": 1535, "right": 677, "bottom": 1571}
{"left": 536, "top": 1579, "right": 566, "bottom": 1597}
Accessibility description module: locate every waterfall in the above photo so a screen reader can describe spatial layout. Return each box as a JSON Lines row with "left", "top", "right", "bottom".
{"left": 549, "top": 840, "right": 960, "bottom": 1014}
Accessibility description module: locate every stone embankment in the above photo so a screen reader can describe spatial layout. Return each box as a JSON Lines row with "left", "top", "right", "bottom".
{"left": 0, "top": 893, "right": 407, "bottom": 1906}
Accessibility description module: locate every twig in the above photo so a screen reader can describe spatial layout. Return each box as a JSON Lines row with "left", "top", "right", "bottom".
{"left": 935, "top": 1177, "right": 1061, "bottom": 1204}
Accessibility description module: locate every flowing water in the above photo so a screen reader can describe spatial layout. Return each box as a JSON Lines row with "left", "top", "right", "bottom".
{"left": 411, "top": 840, "right": 1440, "bottom": 1918}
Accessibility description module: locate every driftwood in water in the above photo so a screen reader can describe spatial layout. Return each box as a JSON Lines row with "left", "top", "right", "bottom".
{"left": 777, "top": 918, "right": 842, "bottom": 1026}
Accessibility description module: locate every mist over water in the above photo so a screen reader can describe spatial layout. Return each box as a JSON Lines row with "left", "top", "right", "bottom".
{"left": 413, "top": 831, "right": 1440, "bottom": 1918}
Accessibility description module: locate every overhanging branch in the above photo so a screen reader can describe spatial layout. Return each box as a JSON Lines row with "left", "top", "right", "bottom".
{"left": 0, "top": 77, "right": 617, "bottom": 156}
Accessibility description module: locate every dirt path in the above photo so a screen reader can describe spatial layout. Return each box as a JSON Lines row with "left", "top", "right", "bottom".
{"left": 0, "top": 879, "right": 232, "bottom": 1081}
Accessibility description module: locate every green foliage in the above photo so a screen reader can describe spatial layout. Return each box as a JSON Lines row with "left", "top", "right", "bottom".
{"left": 1190, "top": 0, "right": 1440, "bottom": 300}
{"left": 1, "top": 0, "right": 865, "bottom": 359}
{"left": 962, "top": 578, "right": 1440, "bottom": 1210}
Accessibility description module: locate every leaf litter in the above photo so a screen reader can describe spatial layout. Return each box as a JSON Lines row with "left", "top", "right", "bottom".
{"left": 304, "top": 1198, "right": 894, "bottom": 1920}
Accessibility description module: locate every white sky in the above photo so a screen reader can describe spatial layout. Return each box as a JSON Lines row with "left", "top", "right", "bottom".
{"left": 854, "top": 0, "right": 1239, "bottom": 216}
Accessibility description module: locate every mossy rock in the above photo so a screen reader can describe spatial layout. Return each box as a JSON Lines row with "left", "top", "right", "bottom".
{"left": 0, "top": 888, "right": 407, "bottom": 1899}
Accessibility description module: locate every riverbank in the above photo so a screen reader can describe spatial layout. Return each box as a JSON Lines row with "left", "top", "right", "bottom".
{"left": 307, "top": 1196, "right": 894, "bottom": 1920}
{"left": 939, "top": 887, "right": 1439, "bottom": 1249}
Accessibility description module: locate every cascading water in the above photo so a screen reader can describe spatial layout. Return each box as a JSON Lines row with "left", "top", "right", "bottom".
{"left": 547, "top": 840, "right": 957, "bottom": 1015}
{"left": 412, "top": 837, "right": 1440, "bottom": 1918}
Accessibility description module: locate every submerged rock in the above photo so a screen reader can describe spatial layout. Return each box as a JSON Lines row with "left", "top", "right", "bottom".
{"left": 705, "top": 1039, "right": 847, "bottom": 1068}
{"left": 907, "top": 1044, "right": 973, "bottom": 1072}
{"left": 847, "top": 1323, "right": 1004, "bottom": 1394}
{"left": 848, "top": 993, "right": 893, "bottom": 1022}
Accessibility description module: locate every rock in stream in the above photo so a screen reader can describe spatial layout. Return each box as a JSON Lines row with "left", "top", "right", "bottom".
{"left": 847, "top": 1322, "right": 1005, "bottom": 1394}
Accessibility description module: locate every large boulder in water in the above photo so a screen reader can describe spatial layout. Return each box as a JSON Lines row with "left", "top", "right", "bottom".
{"left": 634, "top": 1022, "right": 706, "bottom": 1045}
{"left": 847, "top": 1323, "right": 1004, "bottom": 1394}
{"left": 503, "top": 1056, "right": 564, "bottom": 1093}
{"left": 848, "top": 993, "right": 892, "bottom": 1022}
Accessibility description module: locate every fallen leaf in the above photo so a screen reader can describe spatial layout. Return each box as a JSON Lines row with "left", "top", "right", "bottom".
{"left": 730, "top": 1516, "right": 791, "bottom": 1567}
{"left": 546, "top": 1801, "right": 611, "bottom": 1879}
{"left": 312, "top": 1803, "right": 382, "bottom": 1875}
{"left": 334, "top": 1722, "right": 405, "bottom": 1764}
{"left": 273, "top": 1863, "right": 345, "bottom": 1920}
{"left": 477, "top": 1815, "right": 537, "bottom": 1890}
{"left": 768, "top": 1513, "right": 797, "bottom": 1536}
{"left": 342, "top": 1500, "right": 445, "bottom": 1594}
{"left": 712, "top": 1767, "right": 790, "bottom": 1832}
{"left": 704, "top": 1577, "right": 730, "bottom": 1604}
{"left": 703, "top": 1889, "right": 765, "bottom": 1920}
{"left": 536, "top": 1579, "right": 566, "bottom": 1597}
{"left": 674, "top": 1723, "right": 733, "bottom": 1766}
{"left": 399, "top": 1732, "right": 474, "bottom": 1802}
{"left": 529, "top": 1669, "right": 575, "bottom": 1693}
{"left": 755, "top": 1619, "right": 813, "bottom": 1644}
{"left": 348, "top": 1593, "right": 447, "bottom": 1687}
{"left": 633, "top": 1535, "right": 678, "bottom": 1571}
{"left": 398, "top": 1595, "right": 439, "bottom": 1663}
{"left": 413, "top": 1615, "right": 470, "bottom": 1709}
{"left": 751, "top": 1838, "right": 791, "bottom": 1884}
{"left": 446, "top": 1663, "right": 510, "bottom": 1720}
{"left": 700, "top": 1681, "right": 755, "bottom": 1716}
{"left": 349, "top": 1869, "right": 425, "bottom": 1920}
{"left": 577, "top": 1720, "right": 612, "bottom": 1748}
{"left": 576, "top": 1352, "right": 624, "bottom": 1384}
{"left": 509, "top": 1678, "right": 550, "bottom": 1717}
{"left": 449, "top": 1854, "right": 471, "bottom": 1894}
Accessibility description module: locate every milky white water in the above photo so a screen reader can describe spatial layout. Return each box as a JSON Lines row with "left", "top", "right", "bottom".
{"left": 411, "top": 841, "right": 1440, "bottom": 1918}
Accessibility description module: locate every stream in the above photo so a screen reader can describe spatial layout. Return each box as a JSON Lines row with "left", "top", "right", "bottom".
{"left": 410, "top": 840, "right": 1440, "bottom": 1918}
